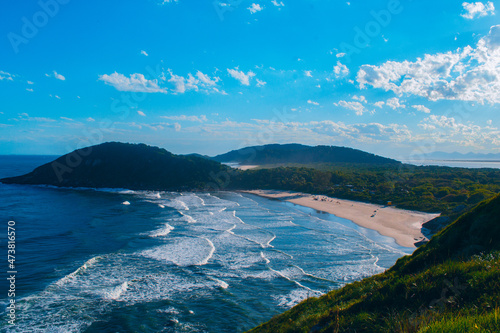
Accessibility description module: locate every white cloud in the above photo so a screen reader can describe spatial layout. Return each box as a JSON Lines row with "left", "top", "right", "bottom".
{"left": 86, "top": 117, "right": 95, "bottom": 122}
{"left": 352, "top": 95, "right": 367, "bottom": 103}
{"left": 27, "top": 80, "right": 34, "bottom": 84}
{"left": 248, "top": 3, "right": 263, "bottom": 13}
{"left": 18, "top": 113, "right": 55, "bottom": 122}
{"left": 99, "top": 70, "right": 221, "bottom": 94}
{"left": 196, "top": 70, "right": 220, "bottom": 86}
{"left": 334, "top": 100, "right": 367, "bottom": 115}
{"left": 26, "top": 88, "right": 34, "bottom": 92}
{"left": 336, "top": 52, "right": 346, "bottom": 58}
{"left": 46, "top": 71, "right": 66, "bottom": 81}
{"left": 357, "top": 25, "right": 500, "bottom": 104}
{"left": 334, "top": 61, "right": 349, "bottom": 78}
{"left": 487, "top": 119, "right": 493, "bottom": 125}
{"left": 461, "top": 2, "right": 495, "bottom": 19}
{"left": 304, "top": 70, "right": 313, "bottom": 77}
{"left": 0, "top": 71, "right": 14, "bottom": 81}
{"left": 417, "top": 115, "right": 500, "bottom": 147}
{"left": 374, "top": 101, "right": 385, "bottom": 108}
{"left": 256, "top": 79, "right": 267, "bottom": 87}
{"left": 161, "top": 115, "right": 208, "bottom": 122}
{"left": 386, "top": 97, "right": 406, "bottom": 110}
{"left": 140, "top": 50, "right": 149, "bottom": 56}
{"left": 227, "top": 68, "right": 256, "bottom": 85}
{"left": 271, "top": 0, "right": 284, "bottom": 7}
{"left": 60, "top": 117, "right": 74, "bottom": 121}
{"left": 137, "top": 111, "right": 146, "bottom": 116}
{"left": 412, "top": 105, "right": 431, "bottom": 113}
{"left": 307, "top": 100, "right": 319, "bottom": 106}
{"left": 99, "top": 72, "right": 167, "bottom": 93}
{"left": 168, "top": 72, "right": 195, "bottom": 93}
{"left": 174, "top": 123, "right": 181, "bottom": 131}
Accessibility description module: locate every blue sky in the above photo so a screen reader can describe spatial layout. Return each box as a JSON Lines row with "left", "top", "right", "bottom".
{"left": 1, "top": 0, "right": 499, "bottom": 159}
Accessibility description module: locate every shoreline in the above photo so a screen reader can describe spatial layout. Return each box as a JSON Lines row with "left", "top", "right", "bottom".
{"left": 241, "top": 190, "right": 440, "bottom": 248}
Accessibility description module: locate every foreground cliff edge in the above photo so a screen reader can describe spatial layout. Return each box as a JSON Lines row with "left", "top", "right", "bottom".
{"left": 248, "top": 194, "right": 500, "bottom": 333}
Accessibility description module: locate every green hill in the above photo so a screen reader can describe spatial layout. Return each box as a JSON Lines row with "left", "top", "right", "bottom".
{"left": 0, "top": 142, "right": 229, "bottom": 190}
{"left": 249, "top": 194, "right": 500, "bottom": 333}
{"left": 212, "top": 144, "right": 401, "bottom": 166}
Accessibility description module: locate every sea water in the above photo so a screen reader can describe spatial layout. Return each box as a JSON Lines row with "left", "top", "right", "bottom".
{"left": 0, "top": 156, "right": 410, "bottom": 332}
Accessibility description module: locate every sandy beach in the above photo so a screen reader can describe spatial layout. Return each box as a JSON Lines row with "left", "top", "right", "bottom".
{"left": 241, "top": 190, "right": 440, "bottom": 248}
{"left": 237, "top": 165, "right": 259, "bottom": 170}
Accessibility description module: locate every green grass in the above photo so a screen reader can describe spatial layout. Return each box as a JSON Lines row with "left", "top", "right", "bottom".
{"left": 248, "top": 195, "right": 500, "bottom": 333}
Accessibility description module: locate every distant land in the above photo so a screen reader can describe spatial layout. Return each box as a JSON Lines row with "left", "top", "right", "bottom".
{"left": 0, "top": 142, "right": 229, "bottom": 190}
{"left": 416, "top": 151, "right": 500, "bottom": 161}
{"left": 211, "top": 143, "right": 401, "bottom": 166}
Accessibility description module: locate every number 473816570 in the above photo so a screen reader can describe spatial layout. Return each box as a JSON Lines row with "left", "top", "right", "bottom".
{"left": 7, "top": 221, "right": 16, "bottom": 270}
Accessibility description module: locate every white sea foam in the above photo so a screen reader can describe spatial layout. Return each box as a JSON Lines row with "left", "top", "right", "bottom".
{"left": 267, "top": 266, "right": 321, "bottom": 294}
{"left": 274, "top": 289, "right": 315, "bottom": 308}
{"left": 140, "top": 237, "right": 215, "bottom": 266}
{"left": 199, "top": 237, "right": 215, "bottom": 265}
{"left": 232, "top": 211, "right": 246, "bottom": 224}
{"left": 105, "top": 281, "right": 129, "bottom": 300}
{"left": 260, "top": 251, "right": 270, "bottom": 264}
{"left": 209, "top": 277, "right": 229, "bottom": 289}
{"left": 179, "top": 212, "right": 197, "bottom": 223}
{"left": 263, "top": 234, "right": 276, "bottom": 248}
{"left": 149, "top": 223, "right": 174, "bottom": 238}
{"left": 225, "top": 224, "right": 236, "bottom": 234}
{"left": 175, "top": 200, "right": 189, "bottom": 211}
{"left": 55, "top": 256, "right": 102, "bottom": 287}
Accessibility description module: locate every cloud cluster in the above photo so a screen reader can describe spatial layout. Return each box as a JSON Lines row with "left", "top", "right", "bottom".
{"left": 248, "top": 3, "right": 263, "bottom": 14}
{"left": 99, "top": 70, "right": 223, "bottom": 94}
{"left": 418, "top": 114, "right": 500, "bottom": 146}
{"left": 227, "top": 68, "right": 256, "bottom": 86}
{"left": 99, "top": 72, "right": 167, "bottom": 93}
{"left": 357, "top": 25, "right": 500, "bottom": 104}
{"left": 160, "top": 115, "right": 208, "bottom": 122}
{"left": 0, "top": 70, "right": 14, "bottom": 81}
{"left": 46, "top": 71, "right": 66, "bottom": 81}
{"left": 333, "top": 61, "right": 349, "bottom": 78}
{"left": 461, "top": 2, "right": 495, "bottom": 19}
{"left": 334, "top": 100, "right": 367, "bottom": 115}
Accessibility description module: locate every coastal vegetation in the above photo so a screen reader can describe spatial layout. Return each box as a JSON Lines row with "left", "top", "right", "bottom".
{"left": 248, "top": 194, "right": 500, "bottom": 333}
{"left": 229, "top": 163, "right": 500, "bottom": 217}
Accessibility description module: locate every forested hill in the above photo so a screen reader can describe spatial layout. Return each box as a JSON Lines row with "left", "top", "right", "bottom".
{"left": 0, "top": 142, "right": 228, "bottom": 190}
{"left": 212, "top": 144, "right": 401, "bottom": 165}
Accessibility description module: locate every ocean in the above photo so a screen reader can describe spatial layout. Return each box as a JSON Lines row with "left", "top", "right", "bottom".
{"left": 0, "top": 156, "right": 410, "bottom": 332}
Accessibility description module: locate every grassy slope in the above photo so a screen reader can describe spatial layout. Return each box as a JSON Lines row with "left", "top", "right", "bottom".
{"left": 249, "top": 194, "right": 500, "bottom": 333}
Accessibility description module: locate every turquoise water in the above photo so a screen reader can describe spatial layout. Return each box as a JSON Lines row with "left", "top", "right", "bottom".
{"left": 0, "top": 156, "right": 409, "bottom": 332}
